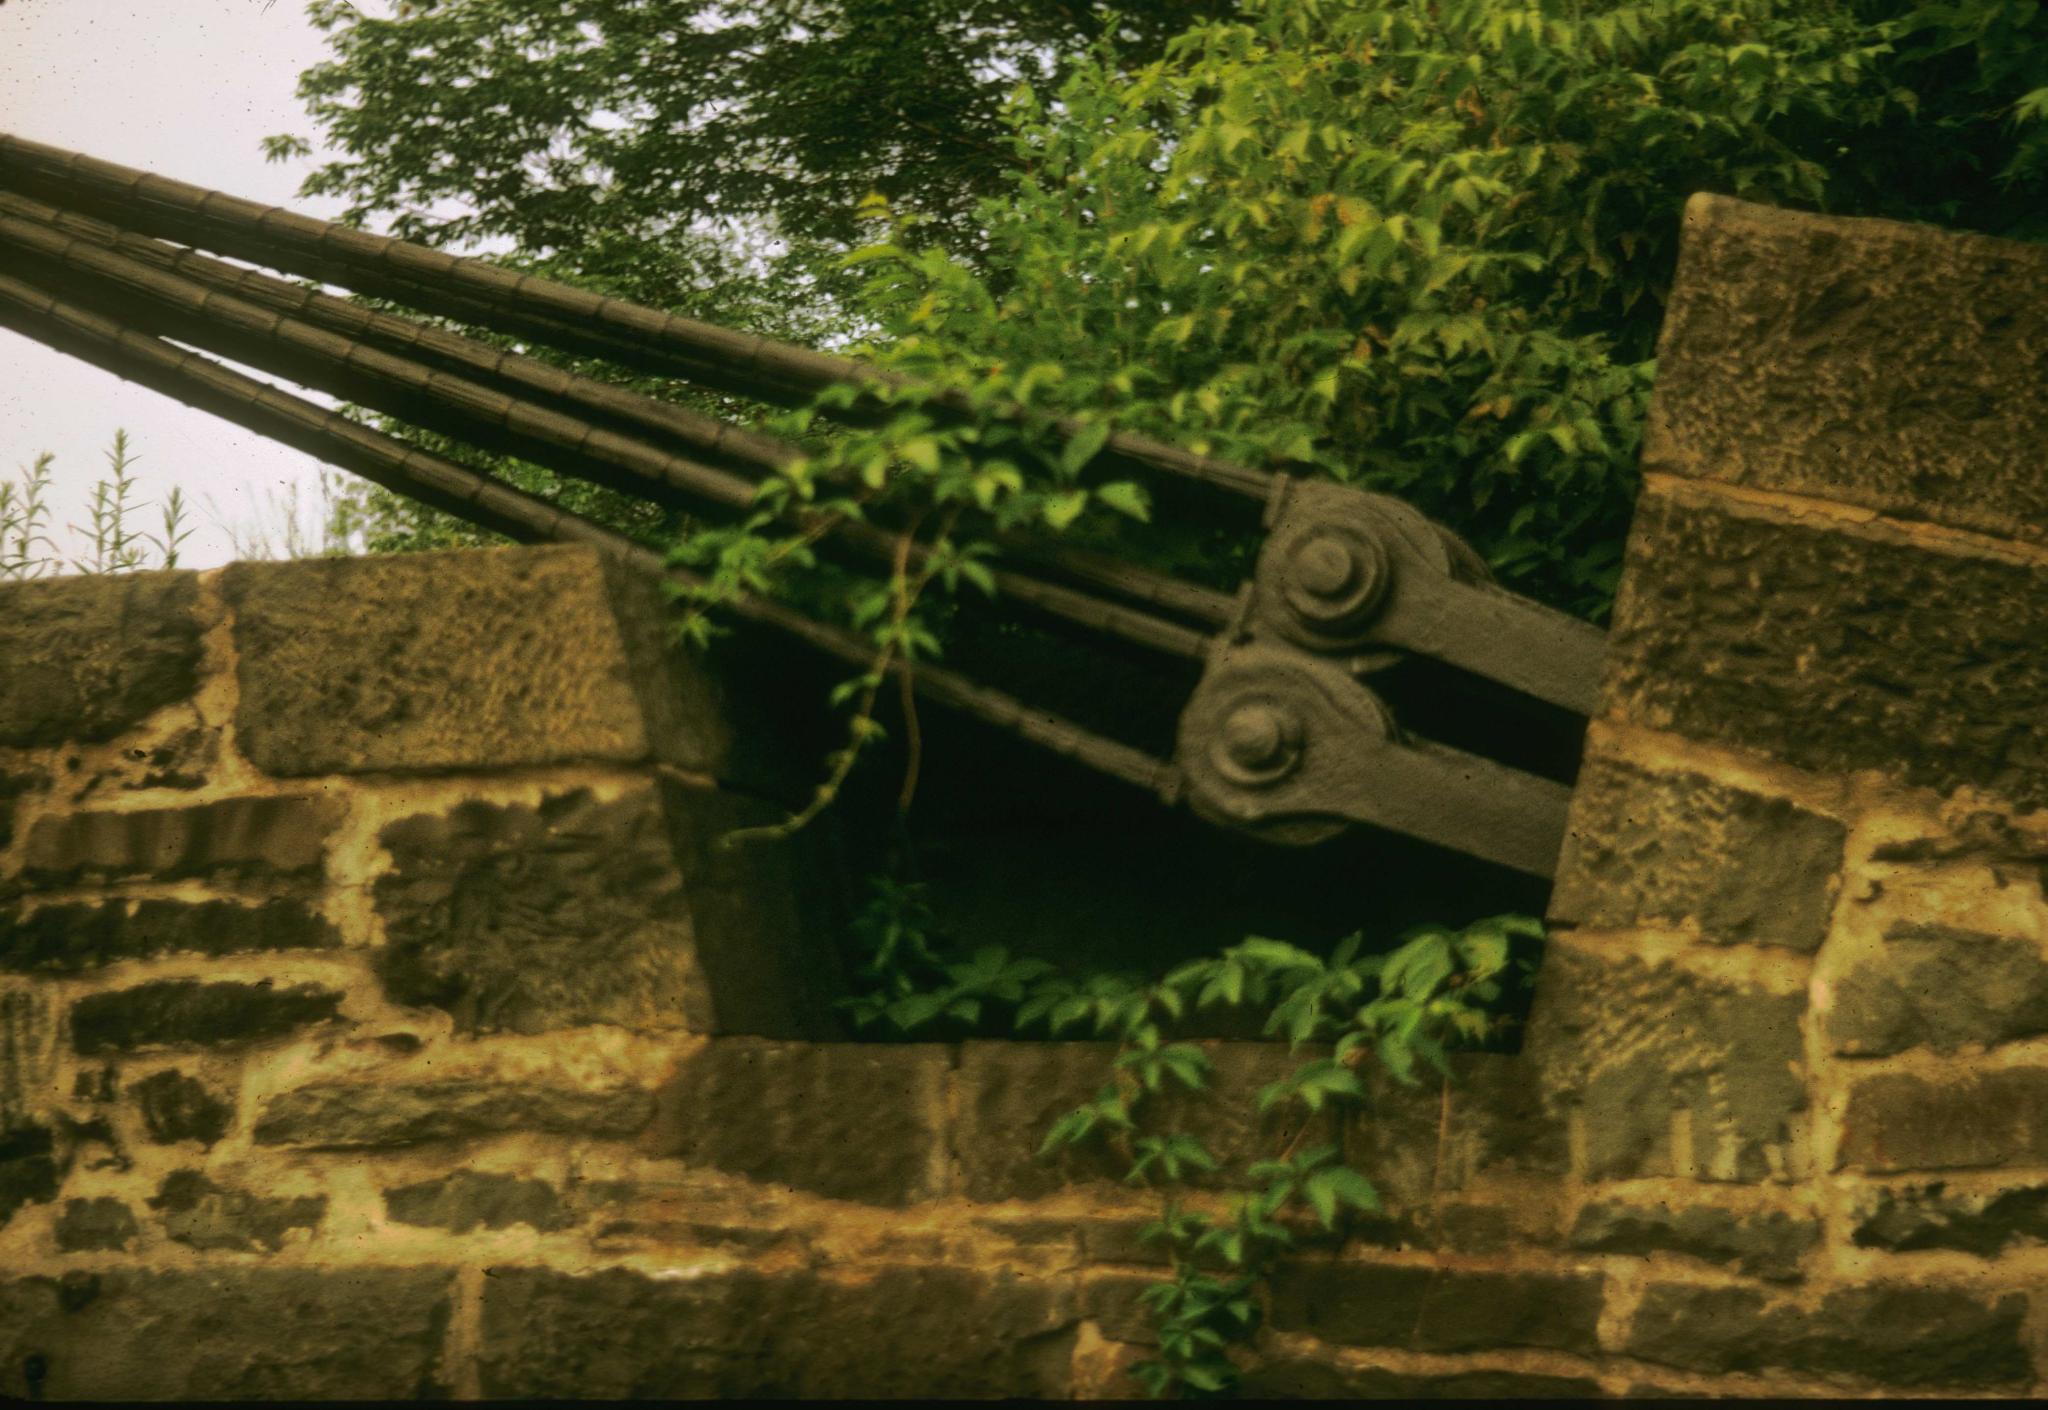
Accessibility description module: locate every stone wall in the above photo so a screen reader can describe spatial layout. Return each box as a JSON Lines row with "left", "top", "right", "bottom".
{"left": 1, "top": 192, "right": 2045, "bottom": 1399}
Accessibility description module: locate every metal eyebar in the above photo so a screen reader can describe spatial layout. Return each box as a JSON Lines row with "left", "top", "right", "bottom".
{"left": 0, "top": 269, "right": 1178, "bottom": 796}
{"left": 0, "top": 131, "right": 1276, "bottom": 501}
{"left": 0, "top": 210, "right": 1209, "bottom": 663}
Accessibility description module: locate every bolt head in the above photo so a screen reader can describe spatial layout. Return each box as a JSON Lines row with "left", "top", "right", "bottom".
{"left": 1216, "top": 700, "right": 1302, "bottom": 783}
{"left": 1294, "top": 535, "right": 1357, "bottom": 597}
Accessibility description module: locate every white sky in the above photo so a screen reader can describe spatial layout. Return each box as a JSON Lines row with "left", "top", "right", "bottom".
{"left": 0, "top": 0, "right": 362, "bottom": 568}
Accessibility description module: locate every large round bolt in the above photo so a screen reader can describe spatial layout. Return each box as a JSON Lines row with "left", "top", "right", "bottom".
{"left": 1279, "top": 527, "right": 1388, "bottom": 634}
{"left": 1214, "top": 700, "right": 1303, "bottom": 785}
{"left": 1293, "top": 534, "right": 1357, "bottom": 598}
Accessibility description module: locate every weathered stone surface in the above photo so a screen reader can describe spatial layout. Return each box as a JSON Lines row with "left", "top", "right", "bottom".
{"left": 70, "top": 979, "right": 343, "bottom": 1055}
{"left": 1551, "top": 757, "right": 1844, "bottom": 952}
{"left": 148, "top": 1170, "right": 324, "bottom": 1252}
{"left": 224, "top": 544, "right": 719, "bottom": 776}
{"left": 649, "top": 1039, "right": 945, "bottom": 1205}
{"left": 20, "top": 794, "right": 340, "bottom": 887}
{"left": 0, "top": 767, "right": 44, "bottom": 851}
{"left": 0, "top": 1267, "right": 454, "bottom": 1398}
{"left": 253, "top": 1076, "right": 654, "bottom": 1149}
{"left": 0, "top": 570, "right": 203, "bottom": 749}
{"left": 1569, "top": 1198, "right": 1819, "bottom": 1282}
{"left": 0, "top": 897, "right": 339, "bottom": 974}
{"left": 1268, "top": 1261, "right": 1603, "bottom": 1357}
{"left": 1827, "top": 921, "right": 2048, "bottom": 1056}
{"left": 384, "top": 1171, "right": 571, "bottom": 1233}
{"left": 374, "top": 788, "right": 693, "bottom": 1036}
{"left": 1524, "top": 940, "right": 1807, "bottom": 1181}
{"left": 1604, "top": 491, "right": 2048, "bottom": 810}
{"left": 1624, "top": 1281, "right": 2030, "bottom": 1387}
{"left": 1241, "top": 1356, "right": 1602, "bottom": 1400}
{"left": 1839, "top": 1067, "right": 2048, "bottom": 1172}
{"left": 1852, "top": 1180, "right": 2048, "bottom": 1256}
{"left": 1343, "top": 1053, "right": 1568, "bottom": 1211}
{"left": 131, "top": 1068, "right": 233, "bottom": 1147}
{"left": 0, "top": 986, "right": 58, "bottom": 1130}
{"left": 1080, "top": 1272, "right": 1160, "bottom": 1344}
{"left": 1647, "top": 194, "right": 2048, "bottom": 544}
{"left": 54, "top": 1197, "right": 138, "bottom": 1251}
{"left": 476, "top": 1265, "right": 1076, "bottom": 1398}
{"left": 0, "top": 1123, "right": 56, "bottom": 1229}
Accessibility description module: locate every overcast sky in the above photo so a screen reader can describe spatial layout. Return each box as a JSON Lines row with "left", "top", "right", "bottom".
{"left": 0, "top": 0, "right": 358, "bottom": 568}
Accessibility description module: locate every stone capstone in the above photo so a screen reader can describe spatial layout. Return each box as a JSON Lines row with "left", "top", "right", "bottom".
{"left": 54, "top": 1197, "right": 138, "bottom": 1252}
{"left": 1826, "top": 921, "right": 2048, "bottom": 1056}
{"left": 70, "top": 979, "right": 343, "bottom": 1055}
{"left": 20, "top": 794, "right": 340, "bottom": 888}
{"left": 1604, "top": 490, "right": 2048, "bottom": 810}
{"left": 0, "top": 897, "right": 340, "bottom": 974}
{"left": 1266, "top": 1260, "right": 1604, "bottom": 1357}
{"left": 1568, "top": 1198, "right": 1819, "bottom": 1282}
{"left": 383, "top": 1171, "right": 571, "bottom": 1233}
{"left": 0, "top": 570, "right": 203, "bottom": 749}
{"left": 372, "top": 788, "right": 694, "bottom": 1036}
{"left": 147, "top": 1170, "right": 324, "bottom": 1253}
{"left": 252, "top": 1076, "right": 654, "bottom": 1149}
{"left": 1852, "top": 1180, "right": 2048, "bottom": 1257}
{"left": 1524, "top": 940, "right": 1808, "bottom": 1181}
{"left": 1623, "top": 1281, "right": 2030, "bottom": 1388}
{"left": 1839, "top": 1066, "right": 2048, "bottom": 1173}
{"left": 648, "top": 1039, "right": 946, "bottom": 1206}
{"left": 1646, "top": 193, "right": 2048, "bottom": 545}
{"left": 0, "top": 1267, "right": 454, "bottom": 1398}
{"left": 475, "top": 1265, "right": 1077, "bottom": 1399}
{"left": 1551, "top": 757, "right": 1844, "bottom": 952}
{"left": 130, "top": 1068, "right": 233, "bottom": 1147}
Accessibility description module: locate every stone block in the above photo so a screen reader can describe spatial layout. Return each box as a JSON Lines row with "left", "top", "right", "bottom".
{"left": 19, "top": 794, "right": 340, "bottom": 888}
{"left": 1524, "top": 939, "right": 1807, "bottom": 1181}
{"left": 1079, "top": 1271, "right": 1162, "bottom": 1344}
{"left": 1839, "top": 1067, "right": 2048, "bottom": 1172}
{"left": 147, "top": 1170, "right": 324, "bottom": 1252}
{"left": 1647, "top": 194, "right": 2048, "bottom": 544}
{"left": 0, "top": 1267, "right": 454, "bottom": 1398}
{"left": 1623, "top": 1281, "right": 2030, "bottom": 1388}
{"left": 131, "top": 1068, "right": 233, "bottom": 1147}
{"left": 1241, "top": 1356, "right": 1601, "bottom": 1399}
{"left": 70, "top": 979, "right": 342, "bottom": 1056}
{"left": 253, "top": 1075, "right": 654, "bottom": 1149}
{"left": 1852, "top": 1180, "right": 2048, "bottom": 1257}
{"left": 383, "top": 1170, "right": 571, "bottom": 1233}
{"left": 0, "top": 570, "right": 203, "bottom": 748}
{"left": 1827, "top": 921, "right": 2048, "bottom": 1056}
{"left": 54, "top": 1197, "right": 139, "bottom": 1251}
{"left": 223, "top": 544, "right": 733, "bottom": 777}
{"left": 475, "top": 1265, "right": 1077, "bottom": 1398}
{"left": 647, "top": 1038, "right": 946, "bottom": 1205}
{"left": 0, "top": 897, "right": 339, "bottom": 974}
{"left": 1604, "top": 490, "right": 2048, "bottom": 810}
{"left": 0, "top": 985, "right": 58, "bottom": 1129}
{"left": 1267, "top": 1260, "right": 1603, "bottom": 1357}
{"left": 1569, "top": 1197, "right": 1819, "bottom": 1282}
{"left": 1551, "top": 757, "right": 1844, "bottom": 952}
{"left": 1343, "top": 1052, "right": 1567, "bottom": 1211}
{"left": 0, "top": 1123, "right": 56, "bottom": 1229}
{"left": 0, "top": 767, "right": 44, "bottom": 851}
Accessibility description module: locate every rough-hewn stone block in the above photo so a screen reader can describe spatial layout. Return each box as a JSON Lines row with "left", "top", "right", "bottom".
{"left": 53, "top": 1197, "right": 138, "bottom": 1252}
{"left": 70, "top": 979, "right": 342, "bottom": 1055}
{"left": 383, "top": 1171, "right": 571, "bottom": 1233}
{"left": 1647, "top": 194, "right": 2048, "bottom": 544}
{"left": 475, "top": 1265, "right": 1076, "bottom": 1398}
{"left": 147, "top": 1170, "right": 324, "bottom": 1252}
{"left": 1241, "top": 1356, "right": 1602, "bottom": 1400}
{"left": 1839, "top": 1067, "right": 2048, "bottom": 1172}
{"left": 1569, "top": 1198, "right": 1818, "bottom": 1282}
{"left": 0, "top": 1122, "right": 55, "bottom": 1229}
{"left": 0, "top": 570, "right": 203, "bottom": 748}
{"left": 1551, "top": 757, "right": 1844, "bottom": 951}
{"left": 1524, "top": 940, "right": 1807, "bottom": 1181}
{"left": 1853, "top": 1180, "right": 2048, "bottom": 1256}
{"left": 130, "top": 1068, "right": 233, "bottom": 1147}
{"left": 253, "top": 1076, "right": 654, "bottom": 1149}
{"left": 0, "top": 767, "right": 43, "bottom": 852}
{"left": 0, "top": 1267, "right": 454, "bottom": 1398}
{"left": 19, "top": 794, "right": 340, "bottom": 887}
{"left": 0, "top": 986, "right": 57, "bottom": 1130}
{"left": 1342, "top": 1053, "right": 1567, "bottom": 1211}
{"left": 648, "top": 1039, "right": 946, "bottom": 1206}
{"left": 223, "top": 545, "right": 725, "bottom": 777}
{"left": 0, "top": 897, "right": 339, "bottom": 974}
{"left": 1268, "top": 1261, "right": 1603, "bottom": 1357}
{"left": 1604, "top": 491, "right": 2048, "bottom": 809}
{"left": 1827, "top": 921, "right": 2048, "bottom": 1056}
{"left": 1623, "top": 1281, "right": 2030, "bottom": 1388}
